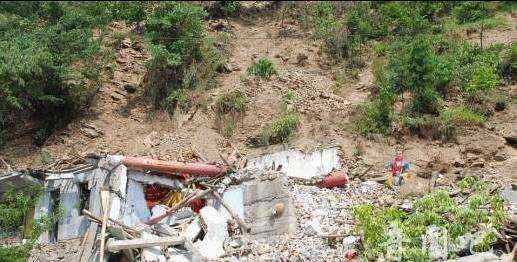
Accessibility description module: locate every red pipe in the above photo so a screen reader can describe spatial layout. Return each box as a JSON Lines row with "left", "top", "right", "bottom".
{"left": 121, "top": 156, "right": 228, "bottom": 176}
{"left": 316, "top": 170, "right": 349, "bottom": 188}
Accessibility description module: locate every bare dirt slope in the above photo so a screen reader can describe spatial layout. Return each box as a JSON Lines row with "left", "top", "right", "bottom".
{"left": 0, "top": 9, "right": 515, "bottom": 184}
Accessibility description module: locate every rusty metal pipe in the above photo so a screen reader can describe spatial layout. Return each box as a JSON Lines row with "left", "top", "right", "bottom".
{"left": 316, "top": 170, "right": 349, "bottom": 189}
{"left": 121, "top": 156, "right": 228, "bottom": 176}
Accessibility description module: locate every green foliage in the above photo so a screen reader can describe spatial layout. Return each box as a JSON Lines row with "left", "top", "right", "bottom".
{"left": 222, "top": 118, "right": 236, "bottom": 138}
{"left": 261, "top": 114, "right": 299, "bottom": 145}
{"left": 453, "top": 2, "right": 497, "bottom": 24}
{"left": 283, "top": 89, "right": 297, "bottom": 103}
{"left": 463, "top": 65, "right": 501, "bottom": 97}
{"left": 311, "top": 2, "right": 361, "bottom": 61}
{"left": 247, "top": 58, "right": 277, "bottom": 78}
{"left": 353, "top": 177, "right": 506, "bottom": 260}
{"left": 0, "top": 2, "right": 132, "bottom": 145}
{"left": 112, "top": 31, "right": 126, "bottom": 49}
{"left": 145, "top": 2, "right": 220, "bottom": 113}
{"left": 216, "top": 90, "right": 246, "bottom": 115}
{"left": 0, "top": 184, "right": 42, "bottom": 235}
{"left": 215, "top": 90, "right": 245, "bottom": 138}
{"left": 0, "top": 244, "right": 33, "bottom": 262}
{"left": 211, "top": 1, "right": 241, "bottom": 17}
{"left": 441, "top": 106, "right": 486, "bottom": 126}
{"left": 373, "top": 42, "right": 389, "bottom": 56}
{"left": 361, "top": 34, "right": 504, "bottom": 138}
{"left": 0, "top": 183, "right": 62, "bottom": 261}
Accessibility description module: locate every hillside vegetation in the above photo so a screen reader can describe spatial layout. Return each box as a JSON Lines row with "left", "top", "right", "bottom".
{"left": 0, "top": 1, "right": 514, "bottom": 150}
{"left": 299, "top": 1, "right": 514, "bottom": 140}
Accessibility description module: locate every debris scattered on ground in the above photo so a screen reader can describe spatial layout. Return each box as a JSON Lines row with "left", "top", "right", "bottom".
{"left": 1, "top": 148, "right": 515, "bottom": 261}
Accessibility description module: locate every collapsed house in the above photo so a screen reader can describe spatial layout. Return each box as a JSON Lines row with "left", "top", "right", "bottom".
{"left": 26, "top": 148, "right": 342, "bottom": 261}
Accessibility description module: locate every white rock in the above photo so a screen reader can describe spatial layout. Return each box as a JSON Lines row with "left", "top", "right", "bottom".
{"left": 194, "top": 206, "right": 229, "bottom": 259}
{"left": 422, "top": 225, "right": 449, "bottom": 261}
{"left": 184, "top": 217, "right": 202, "bottom": 242}
{"left": 306, "top": 218, "right": 324, "bottom": 236}
{"left": 342, "top": 236, "right": 358, "bottom": 250}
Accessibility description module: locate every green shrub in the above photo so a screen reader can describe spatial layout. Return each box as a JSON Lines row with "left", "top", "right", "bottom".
{"left": 261, "top": 114, "right": 299, "bottom": 145}
{"left": 463, "top": 65, "right": 501, "bottom": 96}
{"left": 210, "top": 1, "right": 241, "bottom": 17}
{"left": 145, "top": 2, "right": 220, "bottom": 113}
{"left": 441, "top": 106, "right": 486, "bottom": 126}
{"left": 0, "top": 183, "right": 62, "bottom": 261}
{"left": 453, "top": 2, "right": 496, "bottom": 24}
{"left": 247, "top": 58, "right": 277, "bottom": 78}
{"left": 312, "top": 2, "right": 363, "bottom": 61}
{"left": 0, "top": 244, "right": 33, "bottom": 262}
{"left": 357, "top": 102, "right": 392, "bottom": 135}
{"left": 216, "top": 90, "right": 246, "bottom": 115}
{"left": 222, "top": 118, "right": 236, "bottom": 138}
{"left": 373, "top": 42, "right": 389, "bottom": 56}
{"left": 0, "top": 2, "right": 114, "bottom": 145}
{"left": 354, "top": 178, "right": 506, "bottom": 260}
{"left": 0, "top": 184, "right": 40, "bottom": 234}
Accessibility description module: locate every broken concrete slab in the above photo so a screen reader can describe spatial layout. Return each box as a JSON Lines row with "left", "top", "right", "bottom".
{"left": 183, "top": 217, "right": 202, "bottom": 242}
{"left": 58, "top": 180, "right": 89, "bottom": 240}
{"left": 108, "top": 164, "right": 127, "bottom": 221}
{"left": 121, "top": 179, "right": 150, "bottom": 227}
{"left": 245, "top": 148, "right": 341, "bottom": 179}
{"left": 194, "top": 206, "right": 229, "bottom": 259}
{"left": 244, "top": 178, "right": 296, "bottom": 237}
{"left": 216, "top": 186, "right": 245, "bottom": 222}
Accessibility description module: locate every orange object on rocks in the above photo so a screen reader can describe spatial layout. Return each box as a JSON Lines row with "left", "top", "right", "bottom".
{"left": 316, "top": 170, "right": 349, "bottom": 188}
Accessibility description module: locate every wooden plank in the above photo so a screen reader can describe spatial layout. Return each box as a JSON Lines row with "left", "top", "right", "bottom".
{"left": 79, "top": 223, "right": 99, "bottom": 262}
{"left": 107, "top": 236, "right": 185, "bottom": 252}
{"left": 99, "top": 187, "right": 110, "bottom": 262}
{"left": 79, "top": 160, "right": 108, "bottom": 262}
{"left": 108, "top": 164, "right": 127, "bottom": 221}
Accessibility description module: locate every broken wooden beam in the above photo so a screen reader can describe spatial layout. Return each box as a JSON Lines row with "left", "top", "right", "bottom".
{"left": 107, "top": 236, "right": 185, "bottom": 252}
{"left": 121, "top": 156, "right": 228, "bottom": 176}
{"left": 99, "top": 187, "right": 110, "bottom": 262}
{"left": 82, "top": 209, "right": 139, "bottom": 236}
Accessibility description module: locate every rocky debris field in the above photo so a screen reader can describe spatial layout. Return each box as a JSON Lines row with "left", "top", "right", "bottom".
{"left": 8, "top": 148, "right": 513, "bottom": 262}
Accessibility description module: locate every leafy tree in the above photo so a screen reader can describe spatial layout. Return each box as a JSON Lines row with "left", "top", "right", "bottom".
{"left": 144, "top": 2, "right": 220, "bottom": 113}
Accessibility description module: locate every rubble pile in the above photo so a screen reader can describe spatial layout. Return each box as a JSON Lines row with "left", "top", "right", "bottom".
{"left": 0, "top": 147, "right": 515, "bottom": 261}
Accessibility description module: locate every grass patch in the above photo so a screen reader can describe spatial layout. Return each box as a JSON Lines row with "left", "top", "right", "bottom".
{"left": 247, "top": 58, "right": 277, "bottom": 79}
{"left": 222, "top": 118, "right": 236, "bottom": 138}
{"left": 353, "top": 177, "right": 506, "bottom": 260}
{"left": 0, "top": 183, "right": 62, "bottom": 261}
{"left": 215, "top": 90, "right": 246, "bottom": 115}
{"left": 261, "top": 113, "right": 299, "bottom": 145}
{"left": 215, "top": 90, "right": 246, "bottom": 138}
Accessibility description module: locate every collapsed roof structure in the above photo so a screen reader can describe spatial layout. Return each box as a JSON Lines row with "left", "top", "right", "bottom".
{"left": 18, "top": 148, "right": 342, "bottom": 261}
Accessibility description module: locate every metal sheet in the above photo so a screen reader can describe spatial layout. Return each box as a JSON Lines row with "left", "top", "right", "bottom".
{"left": 246, "top": 147, "right": 342, "bottom": 179}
